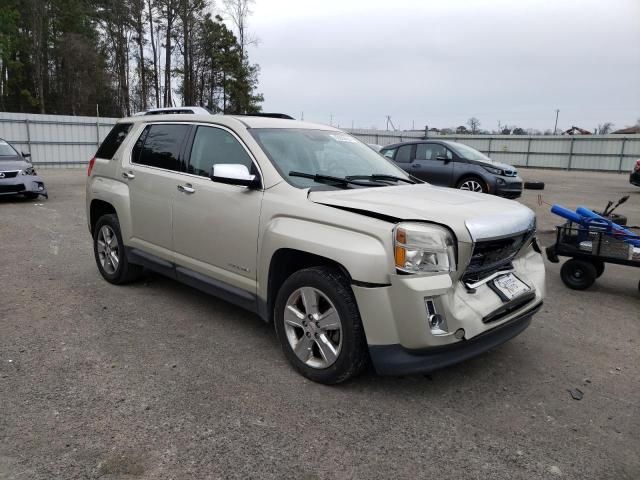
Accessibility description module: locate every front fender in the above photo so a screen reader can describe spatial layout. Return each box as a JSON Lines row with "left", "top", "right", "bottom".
{"left": 257, "top": 216, "right": 392, "bottom": 299}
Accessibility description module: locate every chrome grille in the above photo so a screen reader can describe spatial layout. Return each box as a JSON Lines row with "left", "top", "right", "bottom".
{"left": 0, "top": 170, "right": 19, "bottom": 179}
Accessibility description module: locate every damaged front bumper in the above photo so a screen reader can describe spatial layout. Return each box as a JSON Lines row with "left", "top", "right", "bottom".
{"left": 352, "top": 245, "right": 545, "bottom": 375}
{"left": 0, "top": 174, "right": 48, "bottom": 198}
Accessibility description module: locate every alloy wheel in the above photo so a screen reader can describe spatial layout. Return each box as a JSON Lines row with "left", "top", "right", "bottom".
{"left": 97, "top": 225, "right": 120, "bottom": 274}
{"left": 460, "top": 180, "right": 484, "bottom": 192}
{"left": 283, "top": 287, "right": 343, "bottom": 369}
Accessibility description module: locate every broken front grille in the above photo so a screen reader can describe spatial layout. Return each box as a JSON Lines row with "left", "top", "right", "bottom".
{"left": 463, "top": 229, "right": 534, "bottom": 281}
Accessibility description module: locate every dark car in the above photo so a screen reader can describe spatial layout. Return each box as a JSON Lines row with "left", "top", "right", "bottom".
{"left": 0, "top": 138, "right": 47, "bottom": 199}
{"left": 380, "top": 140, "right": 523, "bottom": 198}
{"left": 630, "top": 159, "right": 640, "bottom": 187}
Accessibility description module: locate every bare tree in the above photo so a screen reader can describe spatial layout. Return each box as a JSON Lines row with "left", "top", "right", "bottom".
{"left": 597, "top": 122, "right": 614, "bottom": 134}
{"left": 466, "top": 117, "right": 481, "bottom": 134}
{"left": 223, "top": 0, "right": 256, "bottom": 57}
{"left": 147, "top": 0, "right": 160, "bottom": 108}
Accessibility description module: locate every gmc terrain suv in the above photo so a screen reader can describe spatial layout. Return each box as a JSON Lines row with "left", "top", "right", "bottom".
{"left": 86, "top": 114, "right": 545, "bottom": 384}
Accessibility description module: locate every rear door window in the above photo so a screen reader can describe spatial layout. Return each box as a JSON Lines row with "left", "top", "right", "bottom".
{"left": 395, "top": 145, "right": 413, "bottom": 163}
{"left": 96, "top": 123, "right": 132, "bottom": 159}
{"left": 132, "top": 124, "right": 190, "bottom": 172}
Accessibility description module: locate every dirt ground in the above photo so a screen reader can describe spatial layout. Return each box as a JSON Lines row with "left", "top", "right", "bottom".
{"left": 0, "top": 168, "right": 638, "bottom": 479}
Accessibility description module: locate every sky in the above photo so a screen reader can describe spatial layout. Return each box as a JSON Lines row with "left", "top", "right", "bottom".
{"left": 244, "top": 0, "right": 640, "bottom": 132}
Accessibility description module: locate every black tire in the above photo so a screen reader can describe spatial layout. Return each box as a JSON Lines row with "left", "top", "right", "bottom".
{"left": 457, "top": 176, "right": 488, "bottom": 194}
{"left": 274, "top": 266, "right": 368, "bottom": 384}
{"left": 560, "top": 259, "right": 597, "bottom": 290}
{"left": 93, "top": 214, "right": 143, "bottom": 285}
{"left": 524, "top": 181, "right": 545, "bottom": 190}
{"left": 591, "top": 259, "right": 605, "bottom": 278}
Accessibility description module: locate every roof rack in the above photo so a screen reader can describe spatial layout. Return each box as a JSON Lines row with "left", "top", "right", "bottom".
{"left": 232, "top": 113, "right": 295, "bottom": 120}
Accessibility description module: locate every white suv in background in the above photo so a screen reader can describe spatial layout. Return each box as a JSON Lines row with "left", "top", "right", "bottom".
{"left": 86, "top": 114, "right": 545, "bottom": 384}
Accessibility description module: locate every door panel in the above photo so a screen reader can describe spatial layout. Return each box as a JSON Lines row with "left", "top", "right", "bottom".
{"left": 412, "top": 143, "right": 454, "bottom": 186}
{"left": 125, "top": 123, "right": 191, "bottom": 261}
{"left": 172, "top": 125, "right": 262, "bottom": 294}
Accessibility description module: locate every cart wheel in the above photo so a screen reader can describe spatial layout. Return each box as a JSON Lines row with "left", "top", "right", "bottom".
{"left": 560, "top": 259, "right": 597, "bottom": 290}
{"left": 591, "top": 259, "right": 605, "bottom": 278}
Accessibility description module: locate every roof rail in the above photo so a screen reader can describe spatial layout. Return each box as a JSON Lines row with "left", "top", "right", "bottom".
{"left": 232, "top": 113, "right": 295, "bottom": 120}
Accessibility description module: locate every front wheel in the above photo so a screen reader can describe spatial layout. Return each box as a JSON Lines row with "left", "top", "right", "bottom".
{"left": 457, "top": 177, "right": 487, "bottom": 193}
{"left": 274, "top": 267, "right": 368, "bottom": 384}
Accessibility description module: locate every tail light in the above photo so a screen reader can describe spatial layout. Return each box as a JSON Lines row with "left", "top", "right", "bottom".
{"left": 87, "top": 157, "right": 96, "bottom": 176}
{"left": 634, "top": 159, "right": 640, "bottom": 172}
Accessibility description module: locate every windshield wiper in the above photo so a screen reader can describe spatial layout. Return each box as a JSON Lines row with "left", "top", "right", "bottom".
{"left": 346, "top": 174, "right": 416, "bottom": 184}
{"left": 289, "top": 171, "right": 386, "bottom": 188}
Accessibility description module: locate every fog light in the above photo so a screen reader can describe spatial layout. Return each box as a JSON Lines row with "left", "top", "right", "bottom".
{"left": 429, "top": 314, "right": 444, "bottom": 329}
{"left": 496, "top": 178, "right": 505, "bottom": 185}
{"left": 454, "top": 328, "right": 465, "bottom": 339}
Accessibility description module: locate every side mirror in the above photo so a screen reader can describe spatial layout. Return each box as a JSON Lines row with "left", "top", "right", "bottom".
{"left": 22, "top": 152, "right": 31, "bottom": 158}
{"left": 210, "top": 164, "right": 260, "bottom": 188}
{"left": 436, "top": 155, "right": 450, "bottom": 163}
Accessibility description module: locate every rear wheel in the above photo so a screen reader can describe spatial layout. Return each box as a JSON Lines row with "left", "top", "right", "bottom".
{"left": 93, "top": 214, "right": 143, "bottom": 284}
{"left": 560, "top": 259, "right": 597, "bottom": 290}
{"left": 274, "top": 267, "right": 368, "bottom": 384}
{"left": 457, "top": 177, "right": 487, "bottom": 193}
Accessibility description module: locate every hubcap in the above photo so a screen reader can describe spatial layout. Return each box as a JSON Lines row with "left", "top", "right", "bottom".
{"left": 460, "top": 180, "right": 483, "bottom": 193}
{"left": 283, "top": 287, "right": 343, "bottom": 369}
{"left": 96, "top": 225, "right": 120, "bottom": 274}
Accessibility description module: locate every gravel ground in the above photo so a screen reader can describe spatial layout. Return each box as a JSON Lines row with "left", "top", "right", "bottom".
{"left": 1, "top": 168, "right": 638, "bottom": 480}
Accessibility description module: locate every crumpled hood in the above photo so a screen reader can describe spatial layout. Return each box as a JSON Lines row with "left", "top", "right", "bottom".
{"left": 0, "top": 159, "right": 31, "bottom": 171}
{"left": 308, "top": 184, "right": 535, "bottom": 243}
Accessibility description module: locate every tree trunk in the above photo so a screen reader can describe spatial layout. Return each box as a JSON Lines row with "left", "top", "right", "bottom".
{"left": 147, "top": 0, "right": 160, "bottom": 108}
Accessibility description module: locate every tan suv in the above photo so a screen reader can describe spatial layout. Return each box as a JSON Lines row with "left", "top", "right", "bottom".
{"left": 86, "top": 114, "right": 545, "bottom": 384}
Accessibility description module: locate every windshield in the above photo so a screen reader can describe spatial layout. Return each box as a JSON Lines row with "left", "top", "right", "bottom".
{"left": 250, "top": 128, "right": 411, "bottom": 188}
{"left": 448, "top": 142, "right": 492, "bottom": 162}
{"left": 0, "top": 140, "right": 18, "bottom": 157}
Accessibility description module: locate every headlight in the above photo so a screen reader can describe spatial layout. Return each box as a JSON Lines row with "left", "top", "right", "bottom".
{"left": 482, "top": 165, "right": 504, "bottom": 175}
{"left": 21, "top": 167, "right": 36, "bottom": 176}
{"left": 394, "top": 222, "right": 456, "bottom": 273}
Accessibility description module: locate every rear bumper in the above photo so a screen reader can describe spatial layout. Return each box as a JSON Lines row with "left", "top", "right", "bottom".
{"left": 630, "top": 171, "right": 640, "bottom": 187}
{"left": 369, "top": 301, "right": 541, "bottom": 375}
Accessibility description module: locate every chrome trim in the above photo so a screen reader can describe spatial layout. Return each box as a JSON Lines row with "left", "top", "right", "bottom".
{"left": 126, "top": 121, "right": 265, "bottom": 190}
{"left": 463, "top": 269, "right": 515, "bottom": 289}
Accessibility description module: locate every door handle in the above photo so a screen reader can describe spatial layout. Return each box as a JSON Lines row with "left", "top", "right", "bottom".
{"left": 177, "top": 183, "right": 195, "bottom": 194}
{"left": 122, "top": 171, "right": 135, "bottom": 179}
{"left": 411, "top": 163, "right": 420, "bottom": 168}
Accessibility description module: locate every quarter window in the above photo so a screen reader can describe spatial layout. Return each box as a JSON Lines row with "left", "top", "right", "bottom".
{"left": 96, "top": 123, "right": 132, "bottom": 159}
{"left": 188, "top": 126, "right": 253, "bottom": 177}
{"left": 382, "top": 148, "right": 396, "bottom": 159}
{"left": 395, "top": 145, "right": 413, "bottom": 163}
{"left": 133, "top": 124, "right": 190, "bottom": 171}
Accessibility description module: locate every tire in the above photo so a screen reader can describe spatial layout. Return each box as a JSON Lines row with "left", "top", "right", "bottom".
{"left": 591, "top": 259, "right": 605, "bottom": 278}
{"left": 457, "top": 176, "right": 487, "bottom": 193}
{"left": 274, "top": 266, "right": 368, "bottom": 384}
{"left": 93, "top": 214, "right": 143, "bottom": 285}
{"left": 524, "top": 181, "right": 545, "bottom": 190}
{"left": 560, "top": 259, "right": 597, "bottom": 290}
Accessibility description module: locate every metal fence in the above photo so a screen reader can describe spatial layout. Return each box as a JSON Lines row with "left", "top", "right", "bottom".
{"left": 347, "top": 129, "right": 640, "bottom": 173}
{"left": 1, "top": 112, "right": 638, "bottom": 172}
{"left": 0, "top": 112, "right": 118, "bottom": 168}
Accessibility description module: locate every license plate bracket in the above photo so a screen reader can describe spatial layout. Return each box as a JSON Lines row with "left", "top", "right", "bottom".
{"left": 489, "top": 273, "right": 531, "bottom": 302}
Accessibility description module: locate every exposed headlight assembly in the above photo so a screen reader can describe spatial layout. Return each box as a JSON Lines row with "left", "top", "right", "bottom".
{"left": 21, "top": 167, "right": 36, "bottom": 176}
{"left": 394, "top": 222, "right": 456, "bottom": 273}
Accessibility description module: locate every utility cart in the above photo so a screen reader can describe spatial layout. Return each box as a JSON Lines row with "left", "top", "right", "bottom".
{"left": 546, "top": 203, "right": 640, "bottom": 290}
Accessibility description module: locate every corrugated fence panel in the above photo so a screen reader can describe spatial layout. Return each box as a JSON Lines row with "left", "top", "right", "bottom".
{"left": 1, "top": 114, "right": 638, "bottom": 170}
